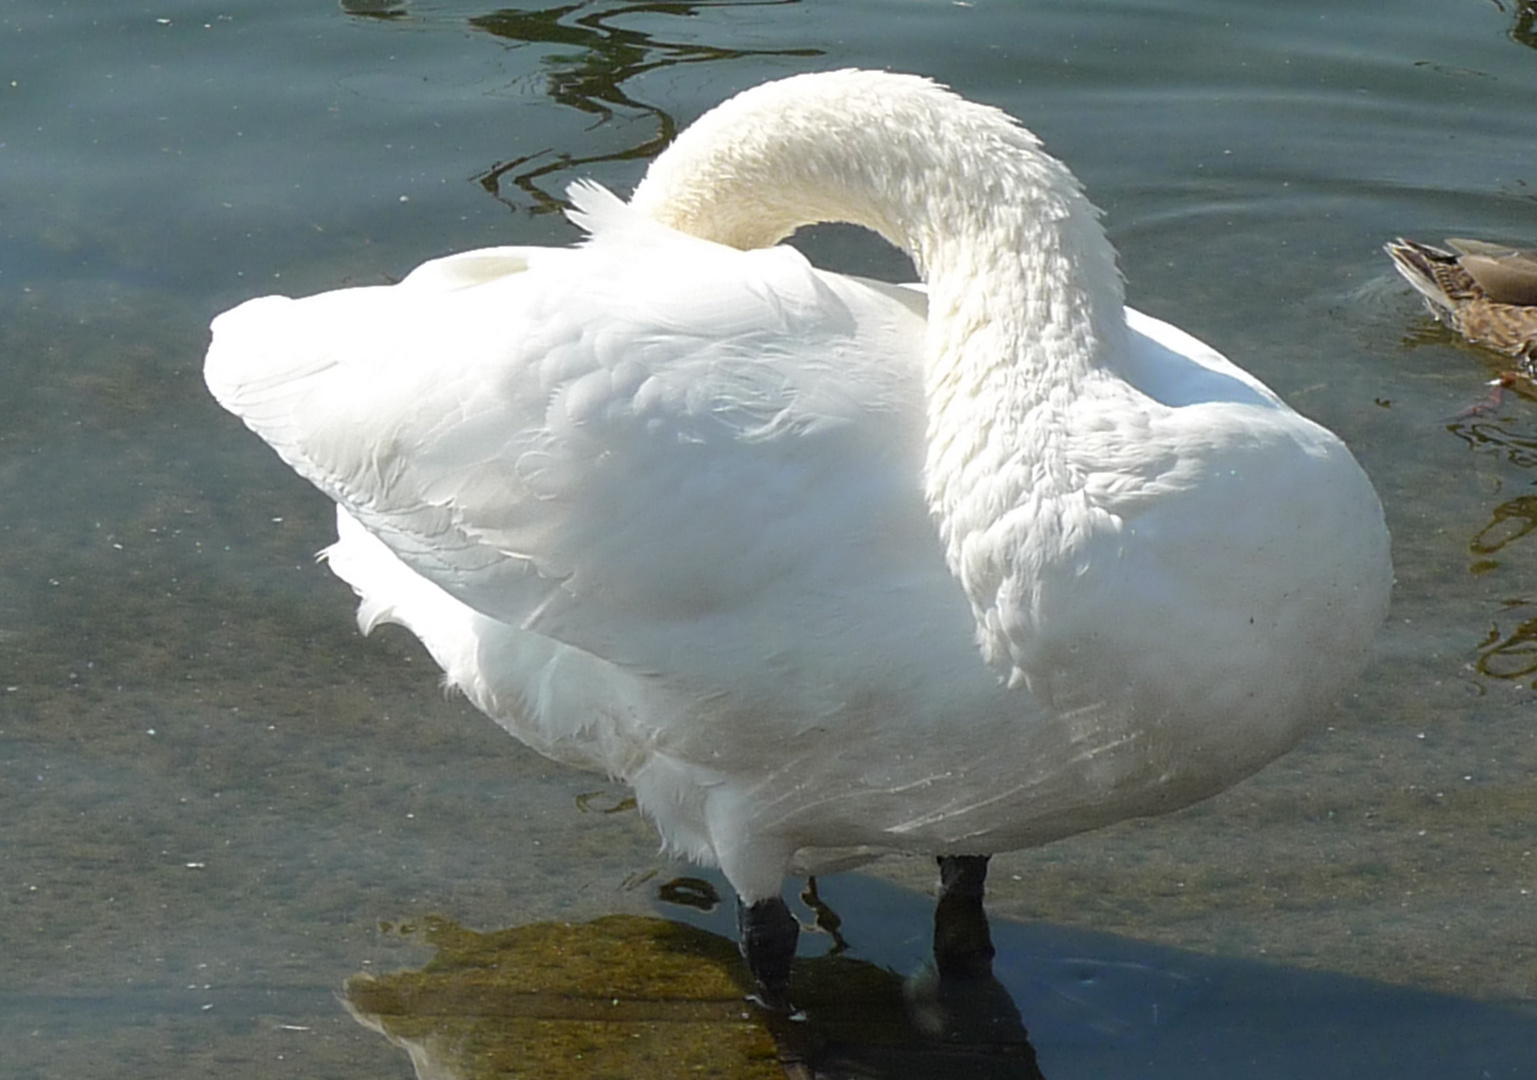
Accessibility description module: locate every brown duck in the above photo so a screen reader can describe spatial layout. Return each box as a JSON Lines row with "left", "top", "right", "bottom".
{"left": 1386, "top": 237, "right": 1537, "bottom": 362}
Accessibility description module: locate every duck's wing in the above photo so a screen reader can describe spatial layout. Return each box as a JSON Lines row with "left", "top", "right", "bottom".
{"left": 1447, "top": 238, "right": 1537, "bottom": 306}
{"left": 205, "top": 183, "right": 931, "bottom": 667}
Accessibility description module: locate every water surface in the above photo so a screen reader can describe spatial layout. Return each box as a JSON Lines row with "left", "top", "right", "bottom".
{"left": 4, "top": 1, "right": 1537, "bottom": 1076}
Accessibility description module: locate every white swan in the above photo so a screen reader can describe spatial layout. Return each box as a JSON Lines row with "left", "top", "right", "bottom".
{"left": 205, "top": 70, "right": 1392, "bottom": 1007}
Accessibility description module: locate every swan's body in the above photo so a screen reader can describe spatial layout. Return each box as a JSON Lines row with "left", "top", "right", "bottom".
{"left": 207, "top": 71, "right": 1391, "bottom": 1002}
{"left": 1386, "top": 237, "right": 1537, "bottom": 362}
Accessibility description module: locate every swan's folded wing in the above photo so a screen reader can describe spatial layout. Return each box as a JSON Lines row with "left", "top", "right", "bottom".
{"left": 205, "top": 201, "right": 930, "bottom": 665}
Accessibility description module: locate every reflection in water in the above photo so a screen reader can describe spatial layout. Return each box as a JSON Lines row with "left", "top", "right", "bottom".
{"left": 1399, "top": 322, "right": 1537, "bottom": 402}
{"left": 1449, "top": 415, "right": 1537, "bottom": 471}
{"left": 466, "top": 2, "right": 820, "bottom": 213}
{"left": 345, "top": 904, "right": 1046, "bottom": 1079}
{"left": 1469, "top": 494, "right": 1537, "bottom": 564}
{"left": 572, "top": 789, "right": 638, "bottom": 814}
{"left": 658, "top": 874, "right": 723, "bottom": 911}
{"left": 1448, "top": 413, "right": 1537, "bottom": 683}
{"left": 339, "top": 0, "right": 410, "bottom": 19}
{"left": 1476, "top": 603, "right": 1537, "bottom": 682}
{"left": 1495, "top": 0, "right": 1537, "bottom": 49}
{"left": 346, "top": 915, "right": 782, "bottom": 1079}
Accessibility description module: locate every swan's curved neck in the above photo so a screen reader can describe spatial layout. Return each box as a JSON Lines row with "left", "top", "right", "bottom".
{"left": 629, "top": 71, "right": 1127, "bottom": 605}
{"left": 630, "top": 72, "right": 1126, "bottom": 365}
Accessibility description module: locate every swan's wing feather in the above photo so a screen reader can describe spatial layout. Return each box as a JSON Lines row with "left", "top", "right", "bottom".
{"left": 206, "top": 196, "right": 928, "bottom": 660}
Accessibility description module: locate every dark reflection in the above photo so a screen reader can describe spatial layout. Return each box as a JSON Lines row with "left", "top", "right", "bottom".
{"left": 777, "top": 962, "right": 1046, "bottom": 1080}
{"left": 467, "top": 2, "right": 820, "bottom": 213}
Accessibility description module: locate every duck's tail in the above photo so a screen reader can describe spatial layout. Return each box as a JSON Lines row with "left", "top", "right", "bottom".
{"left": 1384, "top": 238, "right": 1467, "bottom": 319}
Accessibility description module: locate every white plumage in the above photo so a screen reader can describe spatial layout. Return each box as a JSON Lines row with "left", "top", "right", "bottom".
{"left": 206, "top": 71, "right": 1391, "bottom": 991}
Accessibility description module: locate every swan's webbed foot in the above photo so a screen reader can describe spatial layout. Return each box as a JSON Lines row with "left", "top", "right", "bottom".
{"left": 738, "top": 894, "right": 799, "bottom": 1011}
{"left": 933, "top": 854, "right": 995, "bottom": 980}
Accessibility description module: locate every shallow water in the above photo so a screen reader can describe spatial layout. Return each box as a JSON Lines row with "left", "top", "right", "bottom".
{"left": 4, "top": 0, "right": 1537, "bottom": 1076}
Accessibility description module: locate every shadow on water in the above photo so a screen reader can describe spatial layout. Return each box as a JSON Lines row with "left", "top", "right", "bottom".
{"left": 345, "top": 872, "right": 1537, "bottom": 1079}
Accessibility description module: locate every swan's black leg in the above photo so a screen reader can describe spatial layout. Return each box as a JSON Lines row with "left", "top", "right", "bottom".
{"left": 800, "top": 875, "right": 850, "bottom": 954}
{"left": 738, "top": 894, "right": 799, "bottom": 1010}
{"left": 933, "top": 854, "right": 995, "bottom": 980}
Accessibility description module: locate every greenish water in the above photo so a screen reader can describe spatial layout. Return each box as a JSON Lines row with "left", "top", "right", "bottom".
{"left": 4, "top": 0, "right": 1537, "bottom": 1076}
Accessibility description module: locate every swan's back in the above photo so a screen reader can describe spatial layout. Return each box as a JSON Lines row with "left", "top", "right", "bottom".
{"left": 207, "top": 188, "right": 936, "bottom": 651}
